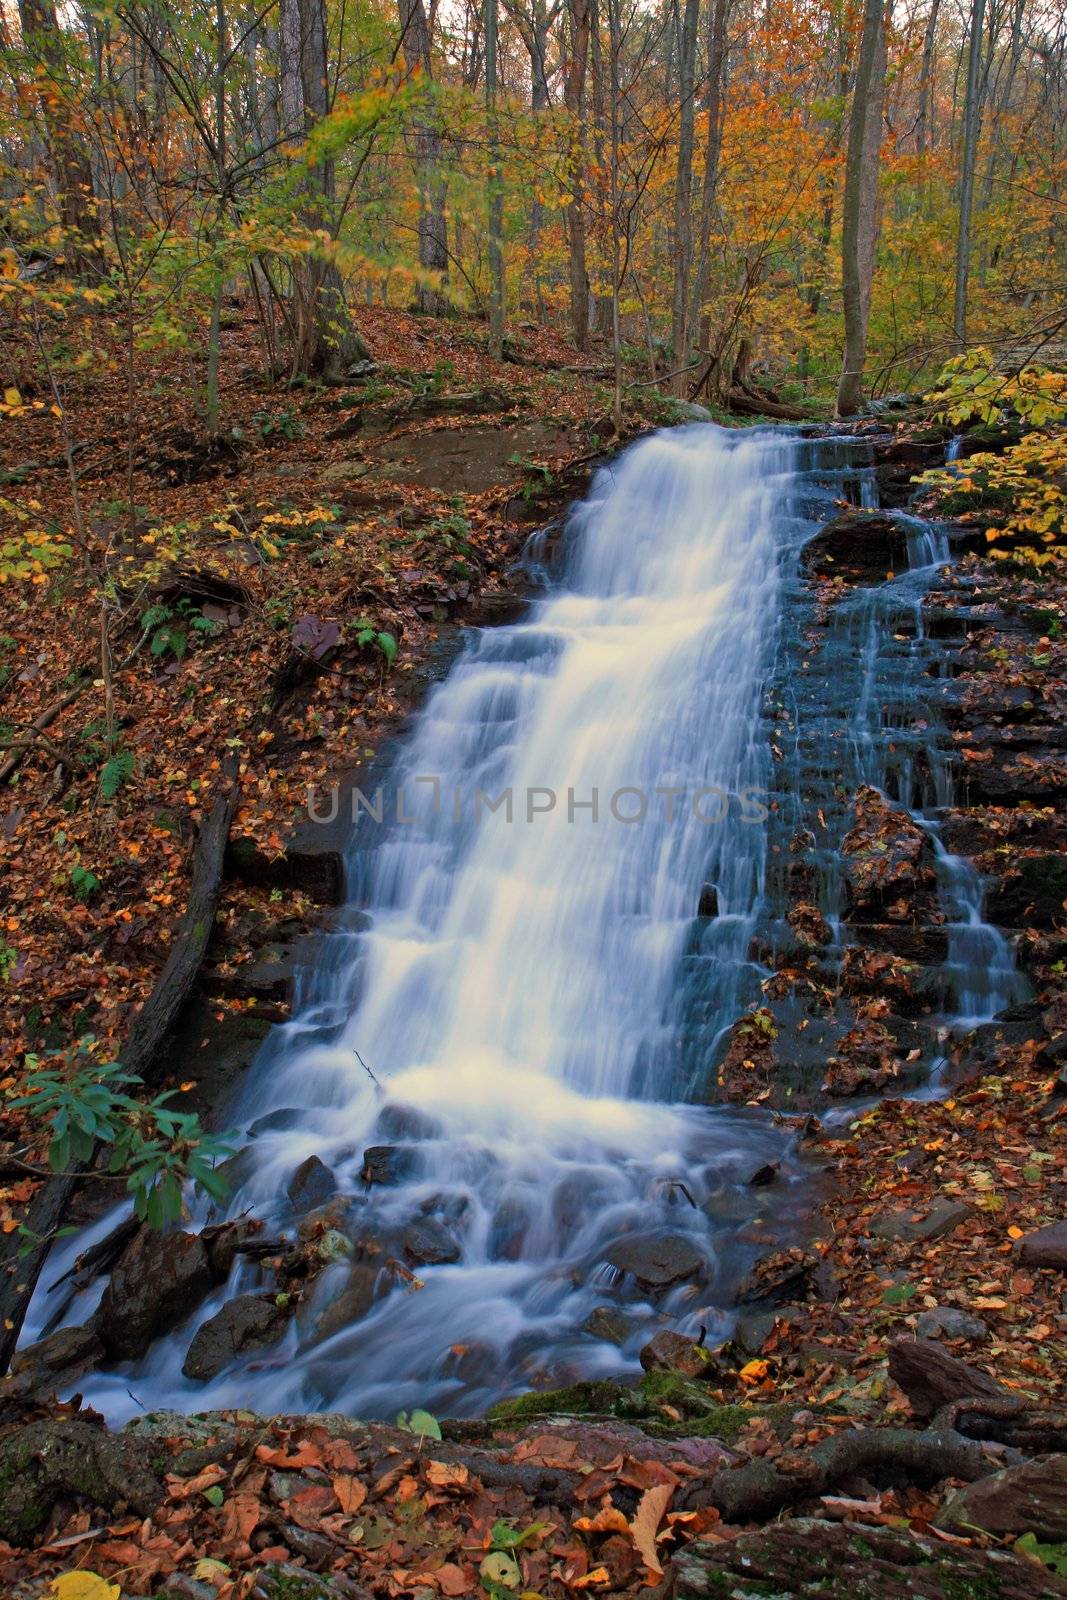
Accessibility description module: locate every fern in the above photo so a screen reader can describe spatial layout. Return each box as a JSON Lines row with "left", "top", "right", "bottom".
{"left": 100, "top": 749, "right": 135, "bottom": 799}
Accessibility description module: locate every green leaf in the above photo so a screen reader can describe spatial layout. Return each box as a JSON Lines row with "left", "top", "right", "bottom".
{"left": 376, "top": 630, "right": 397, "bottom": 666}
{"left": 1015, "top": 1532, "right": 1067, "bottom": 1575}
{"left": 490, "top": 1520, "right": 550, "bottom": 1551}
{"left": 203, "top": 1485, "right": 225, "bottom": 1507}
{"left": 396, "top": 1408, "right": 442, "bottom": 1440}
{"left": 882, "top": 1282, "right": 918, "bottom": 1306}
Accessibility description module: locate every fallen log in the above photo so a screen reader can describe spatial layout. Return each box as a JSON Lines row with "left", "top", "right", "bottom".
{"left": 933, "top": 1396, "right": 1067, "bottom": 1455}
{"left": 0, "top": 753, "right": 241, "bottom": 1376}
{"left": 723, "top": 388, "right": 814, "bottom": 422}
{"left": 0, "top": 1416, "right": 164, "bottom": 1544}
{"left": 888, "top": 1336, "right": 1007, "bottom": 1420}
{"left": 705, "top": 1425, "right": 990, "bottom": 1523}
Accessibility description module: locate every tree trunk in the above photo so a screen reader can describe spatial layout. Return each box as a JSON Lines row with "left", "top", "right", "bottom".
{"left": 670, "top": 0, "right": 701, "bottom": 389}
{"left": 836, "top": 0, "right": 887, "bottom": 417}
{"left": 279, "top": 0, "right": 370, "bottom": 374}
{"left": 915, "top": 0, "right": 940, "bottom": 156}
{"left": 953, "top": 0, "right": 986, "bottom": 346}
{"left": 485, "top": 0, "right": 505, "bottom": 353}
{"left": 19, "top": 0, "right": 102, "bottom": 272}
{"left": 400, "top": 0, "right": 450, "bottom": 314}
{"left": 688, "top": 0, "right": 727, "bottom": 367}
{"left": 563, "top": 0, "right": 592, "bottom": 349}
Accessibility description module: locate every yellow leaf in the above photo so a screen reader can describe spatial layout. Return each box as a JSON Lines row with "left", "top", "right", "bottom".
{"left": 3, "top": 386, "right": 19, "bottom": 406}
{"left": 1007, "top": 1225, "right": 1024, "bottom": 1240}
{"left": 738, "top": 1358, "right": 768, "bottom": 1383}
{"left": 49, "top": 1575, "right": 121, "bottom": 1600}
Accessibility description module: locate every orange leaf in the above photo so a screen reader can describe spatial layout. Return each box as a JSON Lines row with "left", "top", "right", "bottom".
{"left": 425, "top": 1459, "right": 470, "bottom": 1490}
{"left": 629, "top": 1481, "right": 673, "bottom": 1577}
{"left": 334, "top": 1474, "right": 367, "bottom": 1515}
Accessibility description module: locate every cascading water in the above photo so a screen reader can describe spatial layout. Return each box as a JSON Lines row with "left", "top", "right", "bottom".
{"left": 30, "top": 425, "right": 817, "bottom": 1420}
{"left": 25, "top": 421, "right": 1025, "bottom": 1420}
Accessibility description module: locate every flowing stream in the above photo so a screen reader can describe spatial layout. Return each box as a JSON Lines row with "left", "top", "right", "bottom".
{"left": 26, "top": 422, "right": 1024, "bottom": 1421}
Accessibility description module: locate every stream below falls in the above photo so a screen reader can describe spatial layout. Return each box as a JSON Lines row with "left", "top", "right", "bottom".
{"left": 25, "top": 422, "right": 1028, "bottom": 1422}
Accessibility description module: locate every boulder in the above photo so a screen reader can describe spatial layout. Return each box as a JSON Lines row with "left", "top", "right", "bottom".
{"left": 605, "top": 1233, "right": 705, "bottom": 1292}
{"left": 914, "top": 1305, "right": 989, "bottom": 1342}
{"left": 582, "top": 1305, "right": 637, "bottom": 1346}
{"left": 870, "top": 1198, "right": 973, "bottom": 1244}
{"left": 98, "top": 1227, "right": 216, "bottom": 1360}
{"left": 360, "top": 1144, "right": 415, "bottom": 1186}
{"left": 402, "top": 1219, "right": 461, "bottom": 1267}
{"left": 802, "top": 510, "right": 910, "bottom": 584}
{"left": 287, "top": 1154, "right": 337, "bottom": 1210}
{"left": 9, "top": 1322, "right": 104, "bottom": 1383}
{"left": 639, "top": 1329, "right": 711, "bottom": 1378}
{"left": 1017, "top": 1219, "right": 1067, "bottom": 1270}
{"left": 734, "top": 1248, "right": 824, "bottom": 1306}
{"left": 375, "top": 1102, "right": 442, "bottom": 1142}
{"left": 938, "top": 1454, "right": 1067, "bottom": 1542}
{"left": 182, "top": 1293, "right": 290, "bottom": 1381}
{"left": 314, "top": 1262, "right": 393, "bottom": 1343}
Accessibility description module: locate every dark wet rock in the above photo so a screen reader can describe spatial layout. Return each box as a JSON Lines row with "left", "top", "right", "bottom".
{"left": 639, "top": 1329, "right": 711, "bottom": 1377}
{"left": 287, "top": 1154, "right": 337, "bottom": 1210}
{"left": 915, "top": 1305, "right": 989, "bottom": 1342}
{"left": 8, "top": 1323, "right": 105, "bottom": 1392}
{"left": 489, "top": 1196, "right": 532, "bottom": 1260}
{"left": 0, "top": 1416, "right": 163, "bottom": 1544}
{"left": 850, "top": 922, "right": 949, "bottom": 962}
{"left": 375, "top": 1102, "right": 442, "bottom": 1142}
{"left": 734, "top": 1248, "right": 824, "bottom": 1306}
{"left": 696, "top": 882, "right": 718, "bottom": 918}
{"left": 360, "top": 1143, "right": 415, "bottom": 1186}
{"left": 202, "top": 1218, "right": 270, "bottom": 1278}
{"left": 225, "top": 834, "right": 343, "bottom": 905}
{"left": 870, "top": 1198, "right": 972, "bottom": 1244}
{"left": 249, "top": 1106, "right": 305, "bottom": 1138}
{"left": 605, "top": 1233, "right": 705, "bottom": 1292}
{"left": 314, "top": 1261, "right": 399, "bottom": 1342}
{"left": 822, "top": 1019, "right": 900, "bottom": 1097}
{"left": 279, "top": 1522, "right": 343, "bottom": 1569}
{"left": 938, "top": 1454, "right": 1067, "bottom": 1542}
{"left": 1016, "top": 1219, "right": 1067, "bottom": 1269}
{"left": 672, "top": 1516, "right": 1067, "bottom": 1600}
{"left": 98, "top": 1227, "right": 216, "bottom": 1360}
{"left": 842, "top": 786, "right": 936, "bottom": 920}
{"left": 988, "top": 853, "right": 1067, "bottom": 927}
{"left": 298, "top": 1196, "right": 357, "bottom": 1243}
{"left": 582, "top": 1305, "right": 637, "bottom": 1346}
{"left": 802, "top": 510, "right": 909, "bottom": 584}
{"left": 746, "top": 1161, "right": 779, "bottom": 1187}
{"left": 182, "top": 1294, "right": 290, "bottom": 1380}
{"left": 159, "top": 1576, "right": 218, "bottom": 1600}
{"left": 402, "top": 1218, "right": 461, "bottom": 1266}
{"left": 731, "top": 1305, "right": 808, "bottom": 1357}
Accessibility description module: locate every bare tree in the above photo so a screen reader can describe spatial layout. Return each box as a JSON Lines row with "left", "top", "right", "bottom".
{"left": 399, "top": 0, "right": 450, "bottom": 313}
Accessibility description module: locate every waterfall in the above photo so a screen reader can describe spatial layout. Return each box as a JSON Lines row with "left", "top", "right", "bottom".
{"left": 24, "top": 422, "right": 1024, "bottom": 1421}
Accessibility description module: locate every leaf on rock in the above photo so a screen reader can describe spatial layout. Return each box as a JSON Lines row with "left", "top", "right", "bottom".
{"left": 629, "top": 1481, "right": 673, "bottom": 1577}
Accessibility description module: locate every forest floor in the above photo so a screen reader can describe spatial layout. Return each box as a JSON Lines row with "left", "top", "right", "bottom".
{"left": 1, "top": 308, "right": 1067, "bottom": 1598}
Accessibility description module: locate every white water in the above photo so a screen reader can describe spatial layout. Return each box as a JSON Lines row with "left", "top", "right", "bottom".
{"left": 33, "top": 425, "right": 814, "bottom": 1420}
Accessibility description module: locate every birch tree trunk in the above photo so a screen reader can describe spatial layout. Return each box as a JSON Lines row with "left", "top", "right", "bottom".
{"left": 836, "top": 0, "right": 888, "bottom": 417}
